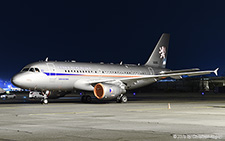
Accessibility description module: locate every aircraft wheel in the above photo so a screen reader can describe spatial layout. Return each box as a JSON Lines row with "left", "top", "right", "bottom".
{"left": 85, "top": 95, "right": 92, "bottom": 103}
{"left": 121, "top": 95, "right": 128, "bottom": 103}
{"left": 43, "top": 99, "right": 48, "bottom": 104}
{"left": 81, "top": 95, "right": 92, "bottom": 103}
{"left": 116, "top": 95, "right": 128, "bottom": 103}
{"left": 81, "top": 95, "right": 87, "bottom": 103}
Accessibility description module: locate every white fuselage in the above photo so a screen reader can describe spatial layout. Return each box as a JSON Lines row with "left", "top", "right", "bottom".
{"left": 11, "top": 61, "right": 166, "bottom": 92}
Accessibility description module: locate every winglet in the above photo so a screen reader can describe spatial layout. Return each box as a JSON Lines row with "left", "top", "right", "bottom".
{"left": 214, "top": 68, "right": 219, "bottom": 76}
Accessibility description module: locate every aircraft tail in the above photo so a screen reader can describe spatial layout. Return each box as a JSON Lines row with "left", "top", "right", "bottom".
{"left": 145, "top": 33, "right": 170, "bottom": 68}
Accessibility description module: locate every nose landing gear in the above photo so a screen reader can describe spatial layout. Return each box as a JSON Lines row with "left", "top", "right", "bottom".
{"left": 41, "top": 90, "right": 50, "bottom": 104}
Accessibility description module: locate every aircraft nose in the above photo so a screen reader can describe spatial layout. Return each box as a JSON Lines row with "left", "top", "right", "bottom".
{"left": 11, "top": 74, "right": 24, "bottom": 87}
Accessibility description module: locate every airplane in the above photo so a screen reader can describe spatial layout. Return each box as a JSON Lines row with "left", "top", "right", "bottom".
{"left": 11, "top": 33, "right": 218, "bottom": 104}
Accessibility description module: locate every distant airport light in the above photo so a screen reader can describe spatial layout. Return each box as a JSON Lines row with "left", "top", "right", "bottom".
{"left": 133, "top": 93, "right": 136, "bottom": 96}
{"left": 202, "top": 92, "right": 205, "bottom": 95}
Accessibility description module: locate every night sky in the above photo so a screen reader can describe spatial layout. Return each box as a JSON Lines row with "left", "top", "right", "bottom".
{"left": 0, "top": 0, "right": 225, "bottom": 80}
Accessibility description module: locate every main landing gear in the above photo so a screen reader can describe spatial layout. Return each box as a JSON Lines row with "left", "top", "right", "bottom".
{"left": 116, "top": 94, "right": 128, "bottom": 103}
{"left": 81, "top": 94, "right": 128, "bottom": 103}
{"left": 81, "top": 95, "right": 92, "bottom": 103}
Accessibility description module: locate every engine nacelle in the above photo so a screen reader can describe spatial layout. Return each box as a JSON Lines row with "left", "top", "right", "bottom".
{"left": 94, "top": 83, "right": 126, "bottom": 100}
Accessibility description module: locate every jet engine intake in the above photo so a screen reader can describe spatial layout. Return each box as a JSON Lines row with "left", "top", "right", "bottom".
{"left": 94, "top": 83, "right": 126, "bottom": 100}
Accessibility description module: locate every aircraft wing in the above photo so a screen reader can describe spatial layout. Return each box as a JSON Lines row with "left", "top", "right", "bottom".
{"left": 160, "top": 68, "right": 200, "bottom": 74}
{"left": 120, "top": 68, "right": 219, "bottom": 84}
{"left": 88, "top": 68, "right": 218, "bottom": 87}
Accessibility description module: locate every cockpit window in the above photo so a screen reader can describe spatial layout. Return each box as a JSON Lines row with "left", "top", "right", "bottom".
{"left": 29, "top": 68, "right": 35, "bottom": 72}
{"left": 35, "top": 68, "right": 40, "bottom": 72}
{"left": 21, "top": 67, "right": 40, "bottom": 73}
{"left": 21, "top": 68, "right": 29, "bottom": 72}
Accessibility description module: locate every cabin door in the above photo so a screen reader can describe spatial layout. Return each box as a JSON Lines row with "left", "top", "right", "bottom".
{"left": 47, "top": 63, "right": 56, "bottom": 82}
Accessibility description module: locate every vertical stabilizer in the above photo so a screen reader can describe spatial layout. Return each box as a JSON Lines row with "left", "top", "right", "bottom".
{"left": 145, "top": 33, "right": 170, "bottom": 68}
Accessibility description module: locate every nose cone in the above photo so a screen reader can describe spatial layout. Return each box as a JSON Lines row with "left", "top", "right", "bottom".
{"left": 11, "top": 73, "right": 25, "bottom": 88}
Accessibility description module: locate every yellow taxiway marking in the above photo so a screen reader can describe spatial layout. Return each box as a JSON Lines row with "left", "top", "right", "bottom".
{"left": 29, "top": 111, "right": 94, "bottom": 116}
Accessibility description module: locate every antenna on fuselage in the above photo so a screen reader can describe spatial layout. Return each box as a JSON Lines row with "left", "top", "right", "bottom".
{"left": 120, "top": 61, "right": 123, "bottom": 65}
{"left": 45, "top": 57, "right": 49, "bottom": 62}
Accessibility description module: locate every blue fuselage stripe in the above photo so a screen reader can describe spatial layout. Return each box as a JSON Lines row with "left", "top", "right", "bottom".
{"left": 44, "top": 72, "right": 83, "bottom": 76}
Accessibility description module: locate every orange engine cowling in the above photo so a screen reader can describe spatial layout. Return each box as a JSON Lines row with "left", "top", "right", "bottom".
{"left": 94, "top": 83, "right": 125, "bottom": 100}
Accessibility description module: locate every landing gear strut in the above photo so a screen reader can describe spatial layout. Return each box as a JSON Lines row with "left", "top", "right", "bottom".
{"left": 116, "top": 94, "right": 128, "bottom": 103}
{"left": 41, "top": 90, "right": 49, "bottom": 104}
{"left": 81, "top": 95, "right": 92, "bottom": 103}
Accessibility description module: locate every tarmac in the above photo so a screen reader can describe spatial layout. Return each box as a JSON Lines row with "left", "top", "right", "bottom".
{"left": 0, "top": 92, "right": 225, "bottom": 140}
